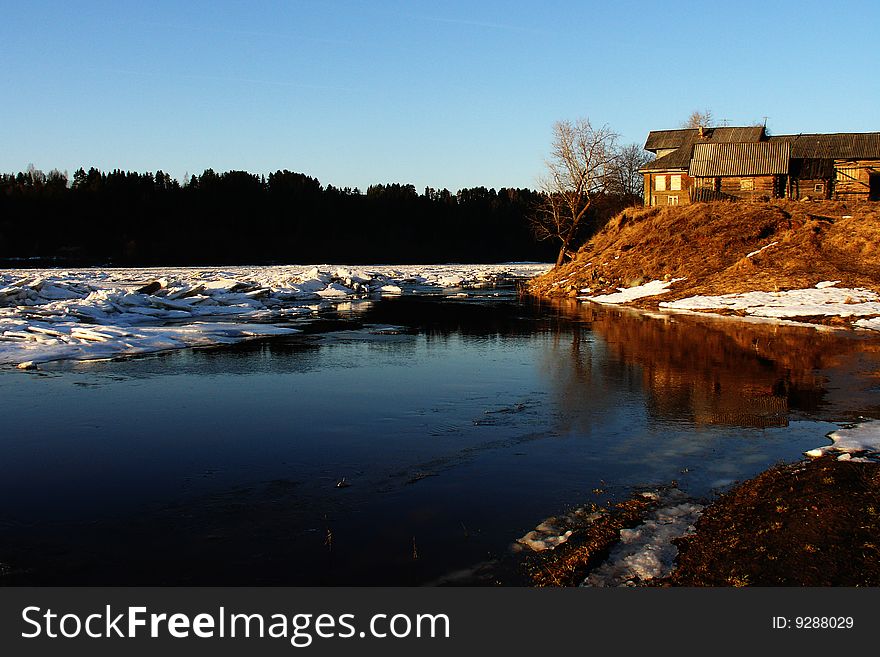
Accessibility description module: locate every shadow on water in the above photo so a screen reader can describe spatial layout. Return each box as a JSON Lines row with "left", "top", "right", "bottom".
{"left": 1, "top": 295, "right": 879, "bottom": 584}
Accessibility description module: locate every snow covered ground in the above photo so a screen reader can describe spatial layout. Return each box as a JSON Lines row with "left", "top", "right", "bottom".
{"left": 582, "top": 490, "right": 703, "bottom": 587}
{"left": 513, "top": 488, "right": 704, "bottom": 586}
{"left": 0, "top": 264, "right": 550, "bottom": 367}
{"left": 806, "top": 420, "right": 880, "bottom": 462}
{"left": 661, "top": 282, "right": 880, "bottom": 326}
{"left": 581, "top": 278, "right": 686, "bottom": 305}
{"left": 576, "top": 277, "right": 880, "bottom": 332}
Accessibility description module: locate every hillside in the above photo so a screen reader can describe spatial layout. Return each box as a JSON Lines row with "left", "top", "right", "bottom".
{"left": 527, "top": 200, "right": 880, "bottom": 326}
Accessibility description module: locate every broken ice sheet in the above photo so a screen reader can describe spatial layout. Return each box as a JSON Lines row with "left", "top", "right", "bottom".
{"left": 0, "top": 264, "right": 549, "bottom": 366}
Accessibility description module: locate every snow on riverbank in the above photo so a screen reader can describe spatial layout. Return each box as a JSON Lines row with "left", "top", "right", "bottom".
{"left": 0, "top": 264, "right": 549, "bottom": 367}
{"left": 660, "top": 282, "right": 880, "bottom": 324}
{"left": 514, "top": 488, "right": 703, "bottom": 586}
{"left": 582, "top": 490, "right": 703, "bottom": 587}
{"left": 581, "top": 278, "right": 685, "bottom": 304}
{"left": 806, "top": 420, "right": 880, "bottom": 461}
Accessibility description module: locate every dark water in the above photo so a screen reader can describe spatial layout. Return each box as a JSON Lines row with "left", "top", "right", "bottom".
{"left": 2, "top": 294, "right": 879, "bottom": 585}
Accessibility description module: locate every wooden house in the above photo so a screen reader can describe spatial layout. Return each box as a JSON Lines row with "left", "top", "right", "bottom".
{"left": 641, "top": 127, "right": 765, "bottom": 206}
{"left": 640, "top": 126, "right": 880, "bottom": 206}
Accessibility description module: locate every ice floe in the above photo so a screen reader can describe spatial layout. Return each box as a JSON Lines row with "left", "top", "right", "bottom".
{"left": 0, "top": 264, "right": 549, "bottom": 367}
{"left": 582, "top": 278, "right": 685, "bottom": 304}
{"left": 805, "top": 420, "right": 880, "bottom": 462}
{"left": 513, "top": 506, "right": 604, "bottom": 553}
{"left": 662, "top": 283, "right": 880, "bottom": 325}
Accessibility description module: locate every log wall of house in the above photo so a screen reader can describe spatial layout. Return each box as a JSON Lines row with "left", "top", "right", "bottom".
{"left": 646, "top": 172, "right": 693, "bottom": 207}
{"left": 791, "top": 178, "right": 831, "bottom": 200}
{"left": 833, "top": 160, "right": 880, "bottom": 200}
{"left": 718, "top": 175, "right": 778, "bottom": 200}
{"left": 695, "top": 177, "right": 720, "bottom": 190}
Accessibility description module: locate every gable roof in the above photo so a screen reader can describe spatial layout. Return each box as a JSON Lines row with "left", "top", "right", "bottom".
{"left": 640, "top": 147, "right": 691, "bottom": 172}
{"left": 641, "top": 126, "right": 768, "bottom": 172}
{"left": 689, "top": 142, "right": 790, "bottom": 177}
{"left": 644, "top": 129, "right": 695, "bottom": 151}
{"left": 644, "top": 126, "right": 765, "bottom": 152}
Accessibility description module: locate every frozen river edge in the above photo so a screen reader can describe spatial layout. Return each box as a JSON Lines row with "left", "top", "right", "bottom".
{"left": 0, "top": 264, "right": 551, "bottom": 368}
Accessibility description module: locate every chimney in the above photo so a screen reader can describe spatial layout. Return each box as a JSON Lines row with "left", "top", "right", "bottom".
{"left": 698, "top": 126, "right": 706, "bottom": 139}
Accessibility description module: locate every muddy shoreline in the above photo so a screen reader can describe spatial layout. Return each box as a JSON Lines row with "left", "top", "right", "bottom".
{"left": 520, "top": 454, "right": 880, "bottom": 587}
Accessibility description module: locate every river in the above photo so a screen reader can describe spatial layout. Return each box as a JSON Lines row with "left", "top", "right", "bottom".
{"left": 1, "top": 289, "right": 878, "bottom": 584}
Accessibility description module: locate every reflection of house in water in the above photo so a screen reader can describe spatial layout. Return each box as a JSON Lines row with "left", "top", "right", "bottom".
{"left": 544, "top": 300, "right": 880, "bottom": 429}
{"left": 645, "top": 365, "right": 792, "bottom": 428}
{"left": 692, "top": 382, "right": 789, "bottom": 428}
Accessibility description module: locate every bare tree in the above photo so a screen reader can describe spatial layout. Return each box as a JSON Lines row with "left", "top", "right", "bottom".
{"left": 607, "top": 143, "right": 653, "bottom": 200}
{"left": 680, "top": 109, "right": 714, "bottom": 129}
{"left": 532, "top": 118, "right": 618, "bottom": 267}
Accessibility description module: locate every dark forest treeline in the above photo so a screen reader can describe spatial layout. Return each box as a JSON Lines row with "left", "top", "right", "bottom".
{"left": 0, "top": 167, "right": 635, "bottom": 266}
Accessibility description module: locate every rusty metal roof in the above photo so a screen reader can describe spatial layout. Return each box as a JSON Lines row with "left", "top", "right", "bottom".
{"left": 688, "top": 142, "right": 791, "bottom": 177}
{"left": 769, "top": 133, "right": 880, "bottom": 159}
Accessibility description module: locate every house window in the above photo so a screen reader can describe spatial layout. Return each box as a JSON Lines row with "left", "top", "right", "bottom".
{"left": 814, "top": 183, "right": 824, "bottom": 193}
{"left": 740, "top": 178, "right": 755, "bottom": 190}
{"left": 654, "top": 175, "right": 666, "bottom": 191}
{"left": 670, "top": 175, "right": 682, "bottom": 191}
{"left": 667, "top": 195, "right": 679, "bottom": 206}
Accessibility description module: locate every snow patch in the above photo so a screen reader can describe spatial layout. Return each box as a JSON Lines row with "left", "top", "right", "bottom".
{"left": 854, "top": 317, "right": 880, "bottom": 331}
{"left": 582, "top": 491, "right": 703, "bottom": 587}
{"left": 513, "top": 506, "right": 603, "bottom": 553}
{"left": 805, "top": 420, "right": 880, "bottom": 461}
{"left": 663, "top": 286, "right": 880, "bottom": 322}
{"left": 745, "top": 241, "right": 778, "bottom": 259}
{"left": 517, "top": 527, "right": 574, "bottom": 552}
{"left": 585, "top": 278, "right": 685, "bottom": 305}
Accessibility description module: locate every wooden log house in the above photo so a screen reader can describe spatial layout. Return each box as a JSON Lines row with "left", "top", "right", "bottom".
{"left": 640, "top": 126, "right": 880, "bottom": 206}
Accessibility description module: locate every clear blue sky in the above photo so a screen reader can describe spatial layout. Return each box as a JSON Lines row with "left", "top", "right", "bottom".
{"left": 3, "top": 0, "right": 878, "bottom": 192}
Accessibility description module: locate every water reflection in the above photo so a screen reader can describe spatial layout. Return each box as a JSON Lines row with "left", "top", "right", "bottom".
{"left": 1, "top": 295, "right": 879, "bottom": 584}
{"left": 538, "top": 299, "right": 880, "bottom": 429}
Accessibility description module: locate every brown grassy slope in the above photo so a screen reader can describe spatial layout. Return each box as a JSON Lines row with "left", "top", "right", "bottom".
{"left": 527, "top": 200, "right": 880, "bottom": 303}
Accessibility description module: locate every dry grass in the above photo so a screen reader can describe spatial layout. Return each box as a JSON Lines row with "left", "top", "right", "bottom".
{"left": 528, "top": 200, "right": 880, "bottom": 304}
